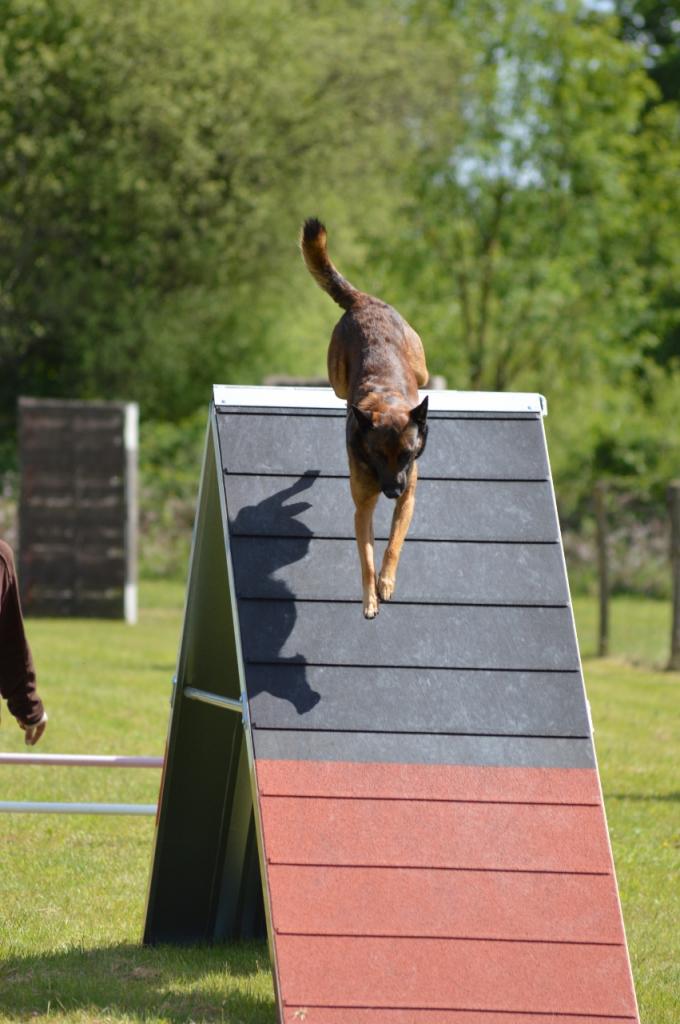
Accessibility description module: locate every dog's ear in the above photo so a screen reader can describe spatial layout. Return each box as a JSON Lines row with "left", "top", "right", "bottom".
{"left": 411, "top": 396, "right": 429, "bottom": 460}
{"left": 351, "top": 404, "right": 373, "bottom": 433}
{"left": 410, "top": 395, "right": 429, "bottom": 427}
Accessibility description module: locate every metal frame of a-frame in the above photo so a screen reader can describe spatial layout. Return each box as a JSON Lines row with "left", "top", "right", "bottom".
{"left": 144, "top": 400, "right": 265, "bottom": 945}
{"left": 144, "top": 385, "right": 639, "bottom": 1024}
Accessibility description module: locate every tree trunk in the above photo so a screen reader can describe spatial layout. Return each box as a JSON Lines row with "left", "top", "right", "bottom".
{"left": 594, "top": 481, "right": 609, "bottom": 658}
{"left": 668, "top": 482, "right": 680, "bottom": 671}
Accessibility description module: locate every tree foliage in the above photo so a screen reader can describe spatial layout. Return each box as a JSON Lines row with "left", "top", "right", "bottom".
{"left": 0, "top": 0, "right": 461, "bottom": 426}
{"left": 377, "top": 2, "right": 674, "bottom": 386}
{"left": 368, "top": 0, "right": 680, "bottom": 507}
{"left": 1, "top": 0, "right": 679, "bottom": 527}
{"left": 617, "top": 0, "right": 680, "bottom": 102}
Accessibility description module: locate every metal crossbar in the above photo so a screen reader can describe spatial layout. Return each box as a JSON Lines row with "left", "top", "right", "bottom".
{"left": 0, "top": 751, "right": 162, "bottom": 815}
{"left": 0, "top": 753, "right": 162, "bottom": 768}
{"left": 183, "top": 686, "right": 243, "bottom": 713}
{"left": 0, "top": 683, "right": 241, "bottom": 816}
{"left": 0, "top": 800, "right": 156, "bottom": 815}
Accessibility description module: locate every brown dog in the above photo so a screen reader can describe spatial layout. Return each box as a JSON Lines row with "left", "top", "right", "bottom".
{"left": 301, "top": 218, "right": 429, "bottom": 618}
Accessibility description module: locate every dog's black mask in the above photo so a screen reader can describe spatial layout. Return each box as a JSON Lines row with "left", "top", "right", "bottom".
{"left": 347, "top": 397, "right": 428, "bottom": 498}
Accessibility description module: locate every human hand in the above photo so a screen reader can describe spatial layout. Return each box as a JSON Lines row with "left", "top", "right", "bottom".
{"left": 19, "top": 711, "right": 48, "bottom": 746}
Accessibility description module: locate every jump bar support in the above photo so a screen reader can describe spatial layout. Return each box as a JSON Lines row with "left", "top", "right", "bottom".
{"left": 183, "top": 686, "right": 243, "bottom": 714}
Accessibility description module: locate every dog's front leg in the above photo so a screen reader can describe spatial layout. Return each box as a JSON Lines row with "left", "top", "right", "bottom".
{"left": 353, "top": 490, "right": 380, "bottom": 619}
{"left": 378, "top": 463, "right": 418, "bottom": 602}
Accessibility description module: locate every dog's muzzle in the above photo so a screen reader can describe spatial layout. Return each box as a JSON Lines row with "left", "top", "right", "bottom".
{"left": 382, "top": 470, "right": 408, "bottom": 499}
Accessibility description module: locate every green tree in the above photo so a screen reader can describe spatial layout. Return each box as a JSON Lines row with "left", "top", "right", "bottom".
{"left": 0, "top": 0, "right": 463, "bottom": 436}
{"left": 615, "top": 1, "right": 680, "bottom": 369}
{"left": 378, "top": 0, "right": 672, "bottom": 398}
{"left": 617, "top": 0, "right": 680, "bottom": 102}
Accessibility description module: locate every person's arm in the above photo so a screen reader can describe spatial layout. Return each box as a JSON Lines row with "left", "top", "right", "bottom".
{"left": 0, "top": 541, "right": 47, "bottom": 745}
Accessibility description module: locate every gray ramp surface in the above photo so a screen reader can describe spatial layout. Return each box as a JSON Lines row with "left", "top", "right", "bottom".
{"left": 225, "top": 476, "right": 560, "bottom": 542}
{"left": 231, "top": 537, "right": 568, "bottom": 605}
{"left": 239, "top": 601, "right": 580, "bottom": 671}
{"left": 218, "top": 413, "right": 550, "bottom": 479}
{"left": 217, "top": 403, "right": 589, "bottom": 770}
{"left": 247, "top": 666, "right": 589, "bottom": 736}
{"left": 252, "top": 730, "right": 595, "bottom": 768}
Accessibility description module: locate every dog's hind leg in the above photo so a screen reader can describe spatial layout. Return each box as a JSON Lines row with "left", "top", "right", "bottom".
{"left": 404, "top": 325, "right": 429, "bottom": 388}
{"left": 378, "top": 463, "right": 418, "bottom": 602}
{"left": 327, "top": 323, "right": 350, "bottom": 399}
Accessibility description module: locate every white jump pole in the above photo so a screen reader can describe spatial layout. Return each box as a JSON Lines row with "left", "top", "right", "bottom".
{"left": 0, "top": 752, "right": 163, "bottom": 815}
{"left": 0, "top": 801, "right": 156, "bottom": 815}
{"left": 0, "top": 753, "right": 163, "bottom": 768}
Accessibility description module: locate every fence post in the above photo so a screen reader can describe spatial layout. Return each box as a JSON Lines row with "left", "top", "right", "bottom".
{"left": 594, "top": 480, "right": 609, "bottom": 658}
{"left": 668, "top": 482, "right": 680, "bottom": 671}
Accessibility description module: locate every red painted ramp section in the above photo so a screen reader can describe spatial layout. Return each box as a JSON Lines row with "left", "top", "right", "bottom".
{"left": 277, "top": 936, "right": 632, "bottom": 1014}
{"left": 282, "top": 1013, "right": 634, "bottom": 1024}
{"left": 262, "top": 796, "right": 611, "bottom": 872}
{"left": 256, "top": 761, "right": 638, "bottom": 1023}
{"left": 269, "top": 866, "right": 624, "bottom": 942}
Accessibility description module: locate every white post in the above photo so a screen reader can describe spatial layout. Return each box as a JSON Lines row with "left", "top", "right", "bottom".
{"left": 124, "top": 402, "right": 139, "bottom": 624}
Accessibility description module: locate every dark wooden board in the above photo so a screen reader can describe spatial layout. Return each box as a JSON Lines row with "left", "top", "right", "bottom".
{"left": 252, "top": 730, "right": 595, "bottom": 768}
{"left": 218, "top": 412, "right": 548, "bottom": 480}
{"left": 246, "top": 666, "right": 588, "bottom": 735}
{"left": 20, "top": 543, "right": 125, "bottom": 560}
{"left": 21, "top": 590, "right": 125, "bottom": 618}
{"left": 231, "top": 537, "right": 568, "bottom": 605}
{"left": 21, "top": 561, "right": 127, "bottom": 588}
{"left": 239, "top": 601, "right": 579, "bottom": 670}
{"left": 20, "top": 427, "right": 126, "bottom": 453}
{"left": 20, "top": 509, "right": 127, "bottom": 530}
{"left": 19, "top": 454, "right": 125, "bottom": 481}
{"left": 18, "top": 398, "right": 135, "bottom": 620}
{"left": 225, "top": 476, "right": 559, "bottom": 542}
{"left": 19, "top": 396, "right": 128, "bottom": 412}
{"left": 21, "top": 532, "right": 125, "bottom": 548}
{"left": 21, "top": 492, "right": 125, "bottom": 513}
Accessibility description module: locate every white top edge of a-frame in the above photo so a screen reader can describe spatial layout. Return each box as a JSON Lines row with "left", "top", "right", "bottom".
{"left": 213, "top": 385, "right": 547, "bottom": 416}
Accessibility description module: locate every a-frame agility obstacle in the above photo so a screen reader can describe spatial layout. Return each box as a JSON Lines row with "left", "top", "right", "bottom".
{"left": 144, "top": 385, "right": 639, "bottom": 1023}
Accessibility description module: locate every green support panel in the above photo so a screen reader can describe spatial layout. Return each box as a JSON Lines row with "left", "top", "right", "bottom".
{"left": 143, "top": 417, "right": 264, "bottom": 943}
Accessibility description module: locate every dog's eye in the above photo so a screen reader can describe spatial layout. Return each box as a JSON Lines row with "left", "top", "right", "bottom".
{"left": 398, "top": 451, "right": 413, "bottom": 468}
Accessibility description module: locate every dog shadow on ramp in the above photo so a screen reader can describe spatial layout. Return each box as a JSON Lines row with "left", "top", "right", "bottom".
{"left": 230, "top": 471, "right": 322, "bottom": 716}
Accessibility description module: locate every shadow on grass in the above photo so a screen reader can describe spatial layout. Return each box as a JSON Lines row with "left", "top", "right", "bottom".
{"left": 0, "top": 941, "right": 275, "bottom": 1023}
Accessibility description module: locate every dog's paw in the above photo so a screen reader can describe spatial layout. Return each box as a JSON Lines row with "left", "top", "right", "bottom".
{"left": 378, "top": 573, "right": 395, "bottom": 602}
{"left": 363, "top": 591, "right": 379, "bottom": 619}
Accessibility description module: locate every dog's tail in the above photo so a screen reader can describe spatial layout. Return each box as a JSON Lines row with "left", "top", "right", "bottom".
{"left": 300, "top": 218, "right": 360, "bottom": 311}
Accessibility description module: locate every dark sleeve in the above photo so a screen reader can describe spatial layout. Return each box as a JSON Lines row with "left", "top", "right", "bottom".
{"left": 0, "top": 541, "right": 44, "bottom": 725}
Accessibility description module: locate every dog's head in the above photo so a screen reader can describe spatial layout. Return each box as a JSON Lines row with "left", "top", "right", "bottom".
{"left": 349, "top": 396, "right": 428, "bottom": 498}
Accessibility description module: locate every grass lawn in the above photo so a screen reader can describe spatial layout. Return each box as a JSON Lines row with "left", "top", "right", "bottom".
{"left": 0, "top": 581, "right": 678, "bottom": 1022}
